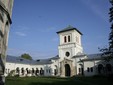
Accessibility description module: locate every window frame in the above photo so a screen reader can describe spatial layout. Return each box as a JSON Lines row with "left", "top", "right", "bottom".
{"left": 64, "top": 36, "right": 67, "bottom": 43}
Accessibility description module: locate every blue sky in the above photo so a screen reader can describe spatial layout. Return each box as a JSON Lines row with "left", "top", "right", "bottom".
{"left": 7, "top": 0, "right": 110, "bottom": 59}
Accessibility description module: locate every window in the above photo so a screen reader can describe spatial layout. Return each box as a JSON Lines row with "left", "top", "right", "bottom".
{"left": 37, "top": 59, "right": 40, "bottom": 62}
{"left": 106, "top": 64, "right": 112, "bottom": 72}
{"left": 36, "top": 68, "right": 39, "bottom": 73}
{"left": 20, "top": 59, "right": 23, "bottom": 61}
{"left": 68, "top": 36, "right": 70, "bottom": 42}
{"left": 65, "top": 52, "right": 70, "bottom": 57}
{"left": 87, "top": 67, "right": 90, "bottom": 72}
{"left": 32, "top": 68, "right": 35, "bottom": 73}
{"left": 98, "top": 64, "right": 103, "bottom": 74}
{"left": 21, "top": 68, "right": 24, "bottom": 75}
{"left": 79, "top": 68, "right": 81, "bottom": 72}
{"left": 64, "top": 36, "right": 67, "bottom": 43}
{"left": 49, "top": 69, "right": 51, "bottom": 73}
{"left": 40, "top": 68, "right": 44, "bottom": 75}
{"left": 16, "top": 67, "right": 20, "bottom": 73}
{"left": 46, "top": 69, "right": 48, "bottom": 73}
{"left": 91, "top": 67, "right": 93, "bottom": 72}
{"left": 35, "top": 68, "right": 39, "bottom": 76}
{"left": 26, "top": 68, "right": 29, "bottom": 74}
{"left": 54, "top": 69, "right": 57, "bottom": 75}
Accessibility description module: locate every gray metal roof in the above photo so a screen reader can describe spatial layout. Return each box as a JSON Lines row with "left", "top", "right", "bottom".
{"left": 72, "top": 53, "right": 87, "bottom": 58}
{"left": 6, "top": 55, "right": 31, "bottom": 64}
{"left": 6, "top": 55, "right": 59, "bottom": 65}
{"left": 57, "top": 25, "right": 82, "bottom": 35}
{"left": 80, "top": 53, "right": 103, "bottom": 61}
{"left": 49, "top": 55, "right": 59, "bottom": 60}
{"left": 35, "top": 59, "right": 53, "bottom": 65}
{"left": 87, "top": 53, "right": 102, "bottom": 59}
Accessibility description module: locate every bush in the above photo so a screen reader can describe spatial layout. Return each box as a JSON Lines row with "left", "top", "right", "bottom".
{"left": 8, "top": 70, "right": 15, "bottom": 77}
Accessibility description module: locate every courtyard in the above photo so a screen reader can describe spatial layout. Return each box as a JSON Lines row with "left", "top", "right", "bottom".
{"left": 6, "top": 76, "right": 113, "bottom": 85}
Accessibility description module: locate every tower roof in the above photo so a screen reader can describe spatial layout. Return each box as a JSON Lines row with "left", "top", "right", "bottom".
{"left": 57, "top": 25, "right": 82, "bottom": 35}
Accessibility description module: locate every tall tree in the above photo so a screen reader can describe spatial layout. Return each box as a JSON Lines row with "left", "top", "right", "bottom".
{"left": 21, "top": 53, "right": 32, "bottom": 60}
{"left": 99, "top": 0, "right": 113, "bottom": 61}
{"left": 109, "top": 0, "right": 113, "bottom": 58}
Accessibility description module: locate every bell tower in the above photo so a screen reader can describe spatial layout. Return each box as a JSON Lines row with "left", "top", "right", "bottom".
{"left": 57, "top": 25, "right": 83, "bottom": 60}
{"left": 57, "top": 25, "right": 83, "bottom": 77}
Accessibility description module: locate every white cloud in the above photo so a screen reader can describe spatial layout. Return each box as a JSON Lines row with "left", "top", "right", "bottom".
{"left": 15, "top": 32, "right": 27, "bottom": 36}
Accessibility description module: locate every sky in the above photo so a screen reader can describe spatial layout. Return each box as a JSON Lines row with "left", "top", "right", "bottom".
{"left": 7, "top": 0, "right": 111, "bottom": 59}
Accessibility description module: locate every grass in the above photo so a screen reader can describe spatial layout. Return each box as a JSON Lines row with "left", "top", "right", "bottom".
{"left": 6, "top": 76, "right": 113, "bottom": 85}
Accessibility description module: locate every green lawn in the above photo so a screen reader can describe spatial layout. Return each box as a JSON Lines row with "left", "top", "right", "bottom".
{"left": 6, "top": 76, "right": 113, "bottom": 85}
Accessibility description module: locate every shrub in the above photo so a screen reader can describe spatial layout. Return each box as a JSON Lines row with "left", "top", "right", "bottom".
{"left": 8, "top": 70, "right": 15, "bottom": 77}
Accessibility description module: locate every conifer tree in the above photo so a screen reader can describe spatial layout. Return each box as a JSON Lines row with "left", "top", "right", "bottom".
{"left": 99, "top": 0, "right": 113, "bottom": 61}
{"left": 109, "top": 0, "right": 113, "bottom": 58}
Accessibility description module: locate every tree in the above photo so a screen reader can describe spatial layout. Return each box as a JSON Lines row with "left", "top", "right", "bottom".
{"left": 99, "top": 0, "right": 113, "bottom": 61}
{"left": 20, "top": 53, "right": 32, "bottom": 60}
{"left": 108, "top": 0, "right": 113, "bottom": 58}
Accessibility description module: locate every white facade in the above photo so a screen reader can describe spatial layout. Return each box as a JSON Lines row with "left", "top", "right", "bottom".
{"left": 58, "top": 29, "right": 83, "bottom": 61}
{"left": 5, "top": 56, "right": 60, "bottom": 77}
{"left": 5, "top": 26, "right": 113, "bottom": 77}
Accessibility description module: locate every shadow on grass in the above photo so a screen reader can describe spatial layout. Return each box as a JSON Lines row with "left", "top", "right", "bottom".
{"left": 28, "top": 77, "right": 86, "bottom": 85}
{"left": 28, "top": 80, "right": 81, "bottom": 85}
{"left": 6, "top": 76, "right": 113, "bottom": 85}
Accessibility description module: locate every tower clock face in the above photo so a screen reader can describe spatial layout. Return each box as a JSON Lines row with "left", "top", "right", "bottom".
{"left": 65, "top": 52, "right": 70, "bottom": 57}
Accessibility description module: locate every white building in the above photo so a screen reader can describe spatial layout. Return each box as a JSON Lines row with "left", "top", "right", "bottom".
{"left": 5, "top": 26, "right": 113, "bottom": 77}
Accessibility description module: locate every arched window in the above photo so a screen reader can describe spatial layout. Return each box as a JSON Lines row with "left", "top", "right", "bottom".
{"left": 106, "top": 64, "right": 112, "bottom": 72}
{"left": 40, "top": 68, "right": 44, "bottom": 75}
{"left": 98, "top": 64, "right": 104, "bottom": 74}
{"left": 21, "top": 68, "right": 24, "bottom": 75}
{"left": 32, "top": 68, "right": 35, "bottom": 74}
{"left": 64, "top": 36, "right": 67, "bottom": 43}
{"left": 91, "top": 67, "right": 93, "bottom": 72}
{"left": 54, "top": 65, "right": 58, "bottom": 75}
{"left": 87, "top": 67, "right": 90, "bottom": 72}
{"left": 16, "top": 67, "right": 20, "bottom": 73}
{"left": 35, "top": 68, "right": 39, "bottom": 76}
{"left": 26, "top": 68, "right": 29, "bottom": 74}
{"left": 68, "top": 36, "right": 70, "bottom": 42}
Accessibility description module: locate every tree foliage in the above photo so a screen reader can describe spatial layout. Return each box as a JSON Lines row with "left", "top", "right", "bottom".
{"left": 99, "top": 0, "right": 113, "bottom": 61}
{"left": 21, "top": 53, "right": 32, "bottom": 60}
{"left": 109, "top": 0, "right": 113, "bottom": 57}
{"left": 106, "top": 2, "right": 113, "bottom": 75}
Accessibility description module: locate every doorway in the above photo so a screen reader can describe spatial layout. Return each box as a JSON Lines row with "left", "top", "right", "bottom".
{"left": 65, "top": 64, "right": 71, "bottom": 76}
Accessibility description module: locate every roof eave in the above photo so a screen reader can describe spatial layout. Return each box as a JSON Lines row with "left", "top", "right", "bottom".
{"left": 57, "top": 28, "right": 83, "bottom": 35}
